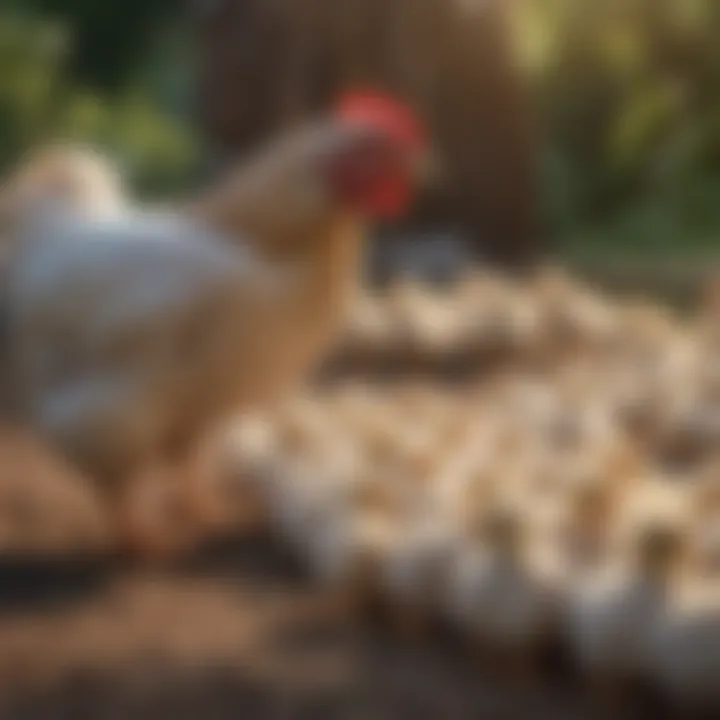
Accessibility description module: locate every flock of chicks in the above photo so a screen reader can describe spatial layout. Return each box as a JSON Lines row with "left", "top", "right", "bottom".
{"left": 4, "top": 129, "right": 716, "bottom": 711}
{"left": 224, "top": 267, "right": 720, "bottom": 713}
{"left": 0, "top": 241, "right": 718, "bottom": 710}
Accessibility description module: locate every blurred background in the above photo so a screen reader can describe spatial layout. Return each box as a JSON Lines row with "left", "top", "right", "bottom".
{"left": 2, "top": 3, "right": 720, "bottom": 719}
{"left": 4, "top": 0, "right": 720, "bottom": 270}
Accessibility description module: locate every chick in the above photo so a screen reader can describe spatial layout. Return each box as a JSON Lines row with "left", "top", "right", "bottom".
{"left": 651, "top": 583, "right": 720, "bottom": 713}
{"left": 688, "top": 467, "right": 720, "bottom": 576}
{"left": 379, "top": 506, "right": 460, "bottom": 637}
{"left": 550, "top": 472, "right": 621, "bottom": 577}
{"left": 266, "top": 463, "right": 345, "bottom": 548}
{"left": 690, "top": 463, "right": 720, "bottom": 520}
{"left": 216, "top": 417, "right": 280, "bottom": 531}
{"left": 272, "top": 396, "right": 337, "bottom": 465}
{"left": 445, "top": 502, "right": 557, "bottom": 680}
{"left": 565, "top": 510, "right": 688, "bottom": 696}
{"left": 303, "top": 487, "right": 397, "bottom": 617}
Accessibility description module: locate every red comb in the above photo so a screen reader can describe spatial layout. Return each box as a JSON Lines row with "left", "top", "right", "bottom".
{"left": 335, "top": 90, "right": 426, "bottom": 150}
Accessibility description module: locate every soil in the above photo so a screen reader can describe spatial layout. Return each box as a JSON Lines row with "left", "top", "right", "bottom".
{"left": 0, "top": 431, "right": 661, "bottom": 720}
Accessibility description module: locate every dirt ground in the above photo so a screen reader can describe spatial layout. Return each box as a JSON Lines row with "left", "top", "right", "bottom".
{"left": 0, "top": 536, "right": 623, "bottom": 720}
{"left": 0, "top": 430, "right": 668, "bottom": 720}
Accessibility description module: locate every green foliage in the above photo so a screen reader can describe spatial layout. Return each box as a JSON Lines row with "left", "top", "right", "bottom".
{"left": 515, "top": 0, "right": 720, "bottom": 251}
{"left": 4, "top": 0, "right": 720, "bottom": 251}
{"left": 12, "top": 0, "right": 178, "bottom": 91}
{"left": 0, "top": 10, "right": 197, "bottom": 196}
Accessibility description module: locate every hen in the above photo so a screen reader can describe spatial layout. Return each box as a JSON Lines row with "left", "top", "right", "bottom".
{"left": 2, "top": 94, "right": 427, "bottom": 553}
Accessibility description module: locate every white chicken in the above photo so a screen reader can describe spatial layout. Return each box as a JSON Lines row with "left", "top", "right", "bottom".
{"left": 1, "top": 94, "right": 428, "bottom": 554}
